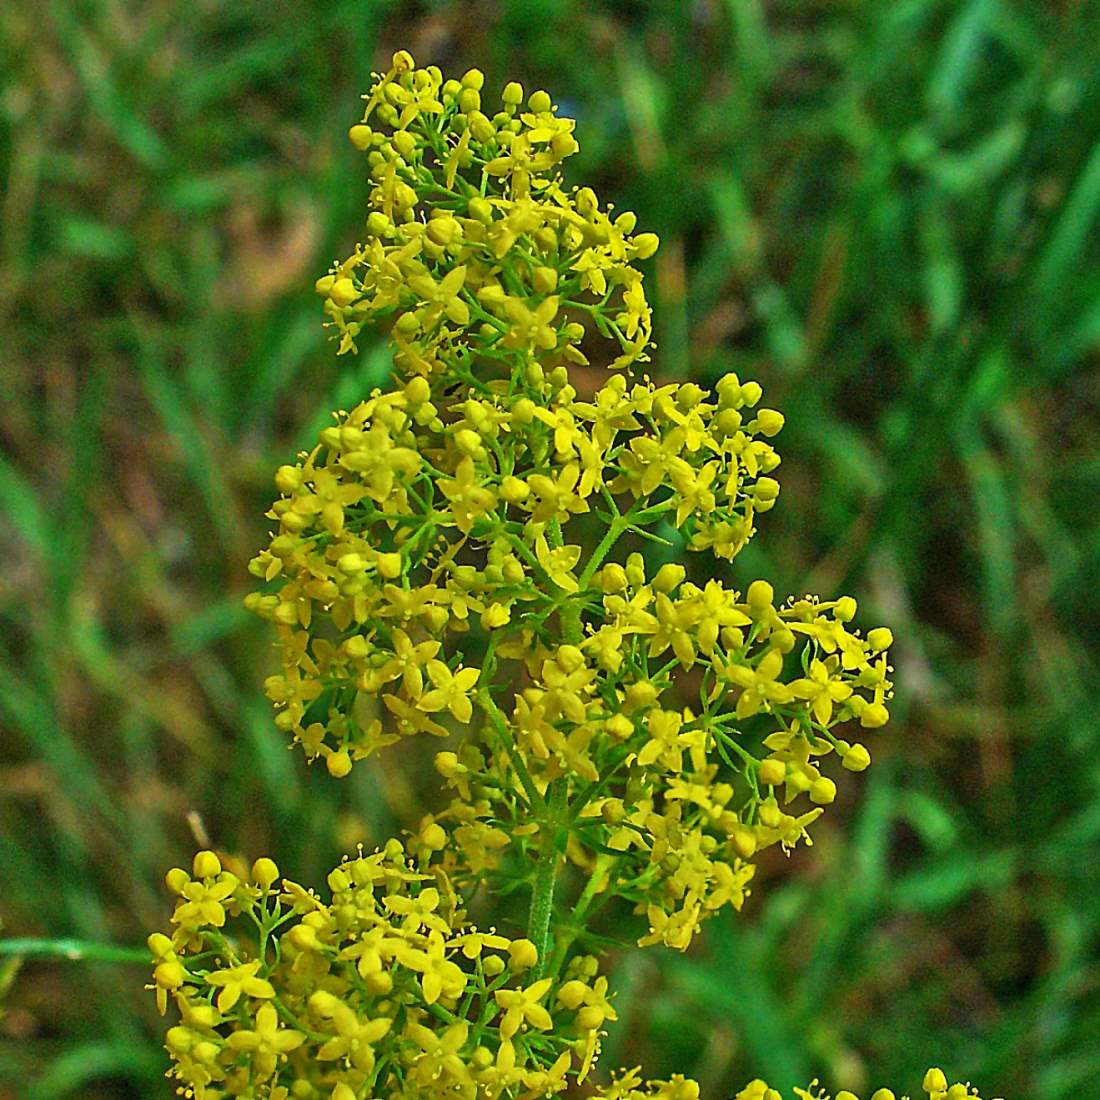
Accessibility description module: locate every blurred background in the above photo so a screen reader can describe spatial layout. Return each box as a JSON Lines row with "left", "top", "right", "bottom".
{"left": 2, "top": 1, "right": 1099, "bottom": 1097}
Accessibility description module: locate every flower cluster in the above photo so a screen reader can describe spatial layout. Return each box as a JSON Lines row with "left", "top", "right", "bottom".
{"left": 596, "top": 1070, "right": 995, "bottom": 1100}
{"left": 245, "top": 50, "right": 894, "bottom": 951}
{"left": 150, "top": 846, "right": 615, "bottom": 1100}
{"left": 315, "top": 49, "right": 654, "bottom": 370}
{"left": 731, "top": 1073, "right": 994, "bottom": 1100}
{"left": 150, "top": 849, "right": 995, "bottom": 1100}
{"left": 148, "top": 51, "right": 995, "bottom": 1100}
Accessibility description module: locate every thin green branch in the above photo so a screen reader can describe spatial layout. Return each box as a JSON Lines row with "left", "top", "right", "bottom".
{"left": 0, "top": 938, "right": 149, "bottom": 965}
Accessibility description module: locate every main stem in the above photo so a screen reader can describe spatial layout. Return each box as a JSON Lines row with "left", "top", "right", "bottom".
{"left": 528, "top": 779, "right": 567, "bottom": 978}
{"left": 526, "top": 513, "right": 624, "bottom": 976}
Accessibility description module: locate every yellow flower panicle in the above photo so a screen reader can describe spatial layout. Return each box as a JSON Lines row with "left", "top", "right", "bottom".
{"left": 728, "top": 1076, "right": 998, "bottom": 1100}
{"left": 244, "top": 51, "right": 895, "bottom": 952}
{"left": 150, "top": 845, "right": 614, "bottom": 1100}
{"left": 317, "top": 55, "right": 654, "bottom": 369}
{"left": 148, "top": 50, "right": 993, "bottom": 1100}
{"left": 150, "top": 849, "right": 993, "bottom": 1100}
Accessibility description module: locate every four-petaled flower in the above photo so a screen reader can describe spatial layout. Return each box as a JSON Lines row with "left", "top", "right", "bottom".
{"left": 417, "top": 661, "right": 480, "bottom": 723}
{"left": 205, "top": 959, "right": 275, "bottom": 1012}
{"left": 225, "top": 1004, "right": 305, "bottom": 1079}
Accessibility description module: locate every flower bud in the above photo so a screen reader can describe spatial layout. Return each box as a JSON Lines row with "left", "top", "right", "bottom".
{"left": 753, "top": 476, "right": 780, "bottom": 502}
{"left": 337, "top": 552, "right": 367, "bottom": 575}
{"left": 625, "top": 680, "right": 658, "bottom": 709}
{"left": 600, "top": 563, "right": 628, "bottom": 592}
{"left": 508, "top": 938, "right": 539, "bottom": 970}
{"left": 348, "top": 124, "right": 372, "bottom": 150}
{"left": 731, "top": 827, "right": 757, "bottom": 858}
{"left": 758, "top": 758, "right": 786, "bottom": 786}
{"left": 454, "top": 428, "right": 483, "bottom": 456}
{"left": 867, "top": 627, "right": 893, "bottom": 651}
{"left": 392, "top": 130, "right": 416, "bottom": 159}
{"left": 500, "top": 476, "right": 530, "bottom": 503}
{"left": 192, "top": 851, "right": 221, "bottom": 879}
{"left": 601, "top": 799, "right": 625, "bottom": 824}
{"left": 165, "top": 867, "right": 190, "bottom": 893}
{"left": 652, "top": 563, "right": 685, "bottom": 593}
{"left": 528, "top": 89, "right": 552, "bottom": 113}
{"left": 165, "top": 1025, "right": 193, "bottom": 1053}
{"left": 834, "top": 596, "right": 858, "bottom": 622}
{"left": 147, "top": 932, "right": 173, "bottom": 958}
{"left": 405, "top": 375, "right": 431, "bottom": 405}
{"left": 511, "top": 396, "right": 536, "bottom": 423}
{"left": 860, "top": 702, "right": 890, "bottom": 728}
{"left": 759, "top": 800, "right": 783, "bottom": 828}
{"left": 367, "top": 210, "right": 392, "bottom": 237}
{"left": 435, "top": 751, "right": 463, "bottom": 778}
{"left": 481, "top": 602, "right": 511, "bottom": 629}
{"left": 329, "top": 277, "right": 359, "bottom": 308}
{"left": 923, "top": 1069, "right": 948, "bottom": 1095}
{"left": 468, "top": 196, "right": 493, "bottom": 224}
{"left": 377, "top": 552, "right": 402, "bottom": 579}
{"left": 557, "top": 979, "right": 587, "bottom": 1009}
{"left": 532, "top": 266, "right": 558, "bottom": 294}
{"left": 287, "top": 924, "right": 318, "bottom": 951}
{"left": 251, "top": 857, "right": 280, "bottom": 890}
{"left": 343, "top": 635, "right": 371, "bottom": 661}
{"left": 326, "top": 749, "right": 353, "bottom": 778}
{"left": 155, "top": 960, "right": 186, "bottom": 991}
{"left": 746, "top": 580, "right": 774, "bottom": 612}
{"left": 606, "top": 714, "right": 633, "bottom": 740}
{"left": 740, "top": 380, "right": 763, "bottom": 406}
{"left": 754, "top": 408, "right": 785, "bottom": 436}
{"left": 841, "top": 743, "right": 871, "bottom": 771}
{"left": 426, "top": 216, "right": 457, "bottom": 246}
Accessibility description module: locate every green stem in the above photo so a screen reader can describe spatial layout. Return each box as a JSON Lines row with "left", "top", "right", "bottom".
{"left": 528, "top": 780, "right": 567, "bottom": 978}
{"left": 477, "top": 688, "right": 546, "bottom": 814}
{"left": 547, "top": 851, "right": 615, "bottom": 977}
{"left": 0, "top": 938, "right": 149, "bottom": 965}
{"left": 578, "top": 513, "right": 629, "bottom": 590}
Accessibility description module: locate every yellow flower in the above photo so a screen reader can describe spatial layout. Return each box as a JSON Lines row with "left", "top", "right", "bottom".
{"left": 225, "top": 1003, "right": 304, "bottom": 1079}
{"left": 205, "top": 960, "right": 275, "bottom": 1012}
{"left": 720, "top": 648, "right": 794, "bottom": 717}
{"left": 417, "top": 660, "right": 480, "bottom": 723}
{"left": 495, "top": 976, "right": 554, "bottom": 1039}
{"left": 439, "top": 457, "right": 497, "bottom": 534}
{"left": 534, "top": 534, "right": 581, "bottom": 592}
{"left": 407, "top": 264, "right": 470, "bottom": 329}
{"left": 312, "top": 994, "right": 392, "bottom": 1073}
{"left": 789, "top": 657, "right": 853, "bottom": 726}
{"left": 170, "top": 873, "right": 238, "bottom": 931}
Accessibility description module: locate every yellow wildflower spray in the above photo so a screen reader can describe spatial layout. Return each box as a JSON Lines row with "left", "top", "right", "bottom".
{"left": 147, "top": 52, "right": 996, "bottom": 1100}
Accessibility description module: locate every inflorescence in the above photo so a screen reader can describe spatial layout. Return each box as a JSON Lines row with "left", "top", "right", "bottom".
{"left": 148, "top": 51, "right": 994, "bottom": 1100}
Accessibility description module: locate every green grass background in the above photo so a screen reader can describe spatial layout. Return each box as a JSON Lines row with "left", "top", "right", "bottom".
{"left": 2, "top": 1, "right": 1099, "bottom": 1097}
